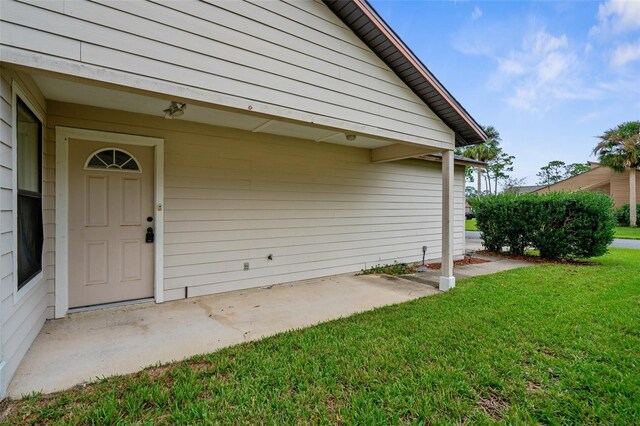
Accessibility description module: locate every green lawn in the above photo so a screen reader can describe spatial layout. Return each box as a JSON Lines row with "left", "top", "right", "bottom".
{"left": 615, "top": 226, "right": 640, "bottom": 240}
{"left": 2, "top": 249, "right": 639, "bottom": 425}
{"left": 465, "top": 218, "right": 478, "bottom": 231}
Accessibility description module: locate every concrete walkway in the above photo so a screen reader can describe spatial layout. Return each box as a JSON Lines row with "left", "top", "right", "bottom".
{"left": 8, "top": 257, "right": 533, "bottom": 398}
{"left": 610, "top": 238, "right": 640, "bottom": 249}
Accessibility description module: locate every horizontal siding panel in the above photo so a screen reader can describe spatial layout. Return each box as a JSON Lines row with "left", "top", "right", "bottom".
{"left": 94, "top": 0, "right": 418, "bottom": 97}
{"left": 79, "top": 44, "right": 449, "bottom": 142}
{"left": 2, "top": 0, "right": 455, "bottom": 146}
{"left": 165, "top": 239, "right": 438, "bottom": 275}
{"left": 0, "top": 143, "right": 12, "bottom": 169}
{"left": 0, "top": 121, "right": 11, "bottom": 149}
{"left": 164, "top": 215, "right": 442, "bottom": 233}
{"left": 13, "top": 0, "right": 446, "bottom": 128}
{"left": 0, "top": 21, "right": 81, "bottom": 60}
{"left": 0, "top": 231, "right": 11, "bottom": 255}
{"left": 0, "top": 98, "right": 12, "bottom": 130}
{"left": 164, "top": 222, "right": 440, "bottom": 245}
{"left": 165, "top": 247, "right": 428, "bottom": 290}
{"left": 2, "top": 290, "right": 48, "bottom": 391}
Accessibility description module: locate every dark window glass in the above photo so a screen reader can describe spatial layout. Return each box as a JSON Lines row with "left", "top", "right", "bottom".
{"left": 86, "top": 149, "right": 140, "bottom": 171}
{"left": 17, "top": 97, "right": 43, "bottom": 289}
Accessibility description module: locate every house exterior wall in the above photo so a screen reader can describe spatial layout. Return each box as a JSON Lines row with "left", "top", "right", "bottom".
{"left": 0, "top": 68, "right": 55, "bottom": 397}
{"left": 609, "top": 170, "right": 640, "bottom": 208}
{"left": 0, "top": 0, "right": 454, "bottom": 149}
{"left": 536, "top": 165, "right": 640, "bottom": 208}
{"left": 48, "top": 101, "right": 465, "bottom": 302}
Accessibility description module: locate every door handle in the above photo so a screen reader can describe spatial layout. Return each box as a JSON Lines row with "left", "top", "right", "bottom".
{"left": 145, "top": 227, "right": 154, "bottom": 243}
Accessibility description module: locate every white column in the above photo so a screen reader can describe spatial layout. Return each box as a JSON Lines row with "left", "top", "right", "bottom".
{"left": 440, "top": 150, "right": 455, "bottom": 291}
{"left": 630, "top": 168, "right": 637, "bottom": 227}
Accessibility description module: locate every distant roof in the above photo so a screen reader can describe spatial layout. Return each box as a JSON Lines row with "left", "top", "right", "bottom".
{"left": 510, "top": 185, "right": 545, "bottom": 194}
{"left": 324, "top": 0, "right": 487, "bottom": 147}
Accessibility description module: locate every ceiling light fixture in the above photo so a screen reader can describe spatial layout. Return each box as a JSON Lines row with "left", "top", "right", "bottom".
{"left": 163, "top": 102, "right": 186, "bottom": 119}
{"left": 346, "top": 134, "right": 356, "bottom": 141}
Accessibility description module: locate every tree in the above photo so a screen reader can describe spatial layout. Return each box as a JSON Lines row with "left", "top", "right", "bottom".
{"left": 457, "top": 125, "right": 501, "bottom": 195}
{"left": 484, "top": 150, "right": 515, "bottom": 194}
{"left": 537, "top": 160, "right": 567, "bottom": 185}
{"left": 565, "top": 163, "right": 590, "bottom": 177}
{"left": 465, "top": 186, "right": 477, "bottom": 198}
{"left": 593, "top": 121, "right": 640, "bottom": 227}
{"left": 537, "top": 161, "right": 591, "bottom": 185}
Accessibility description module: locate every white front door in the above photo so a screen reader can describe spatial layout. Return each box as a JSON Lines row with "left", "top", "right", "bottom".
{"left": 68, "top": 139, "right": 154, "bottom": 308}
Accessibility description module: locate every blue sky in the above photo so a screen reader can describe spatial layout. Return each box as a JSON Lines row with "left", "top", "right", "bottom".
{"left": 370, "top": 0, "right": 640, "bottom": 185}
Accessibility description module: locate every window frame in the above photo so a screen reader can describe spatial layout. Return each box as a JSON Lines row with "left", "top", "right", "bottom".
{"left": 12, "top": 82, "right": 45, "bottom": 303}
{"left": 84, "top": 147, "right": 142, "bottom": 173}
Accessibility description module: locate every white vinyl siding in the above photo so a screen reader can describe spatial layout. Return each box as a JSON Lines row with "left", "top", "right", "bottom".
{"left": 0, "top": 68, "right": 54, "bottom": 396}
{"left": 0, "top": 0, "right": 454, "bottom": 148}
{"left": 48, "top": 102, "right": 464, "bottom": 302}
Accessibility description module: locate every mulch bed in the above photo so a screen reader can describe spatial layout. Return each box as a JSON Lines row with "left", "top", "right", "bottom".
{"left": 475, "top": 250, "right": 596, "bottom": 266}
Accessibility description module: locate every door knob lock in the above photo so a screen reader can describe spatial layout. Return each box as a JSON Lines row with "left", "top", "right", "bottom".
{"left": 145, "top": 227, "right": 155, "bottom": 243}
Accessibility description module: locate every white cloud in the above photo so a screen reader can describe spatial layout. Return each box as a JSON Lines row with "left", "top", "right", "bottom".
{"left": 590, "top": 0, "right": 640, "bottom": 37}
{"left": 471, "top": 6, "right": 482, "bottom": 20}
{"left": 498, "top": 58, "right": 526, "bottom": 75}
{"left": 536, "top": 51, "right": 573, "bottom": 83}
{"left": 611, "top": 38, "right": 640, "bottom": 66}
{"left": 531, "top": 32, "right": 568, "bottom": 54}
{"left": 494, "top": 29, "right": 586, "bottom": 111}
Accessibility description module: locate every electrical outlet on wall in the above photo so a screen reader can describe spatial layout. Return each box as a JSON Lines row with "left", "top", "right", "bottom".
{"left": 243, "top": 262, "right": 249, "bottom": 271}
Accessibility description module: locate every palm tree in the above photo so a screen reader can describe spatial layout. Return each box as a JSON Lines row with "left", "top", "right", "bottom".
{"left": 461, "top": 125, "right": 501, "bottom": 195}
{"left": 593, "top": 121, "right": 640, "bottom": 227}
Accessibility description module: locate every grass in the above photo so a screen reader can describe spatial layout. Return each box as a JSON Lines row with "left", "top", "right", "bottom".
{"left": 615, "top": 226, "right": 640, "bottom": 240}
{"left": 465, "top": 218, "right": 478, "bottom": 231}
{"left": 2, "top": 248, "right": 639, "bottom": 425}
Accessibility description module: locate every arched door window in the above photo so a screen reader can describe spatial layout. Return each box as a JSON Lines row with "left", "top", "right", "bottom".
{"left": 85, "top": 148, "right": 141, "bottom": 172}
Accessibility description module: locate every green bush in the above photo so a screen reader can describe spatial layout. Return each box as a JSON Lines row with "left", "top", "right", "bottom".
{"left": 474, "top": 192, "right": 616, "bottom": 259}
{"left": 616, "top": 204, "right": 640, "bottom": 226}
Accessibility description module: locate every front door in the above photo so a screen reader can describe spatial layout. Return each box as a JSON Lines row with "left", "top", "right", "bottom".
{"left": 68, "top": 139, "right": 154, "bottom": 308}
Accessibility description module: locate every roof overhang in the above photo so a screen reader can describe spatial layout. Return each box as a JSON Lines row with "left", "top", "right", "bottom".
{"left": 324, "top": 0, "right": 487, "bottom": 147}
{"left": 418, "top": 153, "right": 487, "bottom": 168}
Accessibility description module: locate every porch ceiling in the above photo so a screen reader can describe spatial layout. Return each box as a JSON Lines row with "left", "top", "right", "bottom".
{"left": 33, "top": 75, "right": 394, "bottom": 150}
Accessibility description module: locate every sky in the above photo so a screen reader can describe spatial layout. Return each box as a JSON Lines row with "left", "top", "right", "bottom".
{"left": 370, "top": 0, "right": 640, "bottom": 185}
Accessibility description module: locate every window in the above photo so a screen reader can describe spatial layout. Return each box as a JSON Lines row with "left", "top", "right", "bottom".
{"left": 17, "top": 97, "right": 43, "bottom": 290}
{"left": 85, "top": 148, "right": 141, "bottom": 172}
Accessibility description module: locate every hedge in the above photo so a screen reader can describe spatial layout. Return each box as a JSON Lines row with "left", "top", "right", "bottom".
{"left": 472, "top": 192, "right": 616, "bottom": 259}
{"left": 616, "top": 204, "right": 640, "bottom": 226}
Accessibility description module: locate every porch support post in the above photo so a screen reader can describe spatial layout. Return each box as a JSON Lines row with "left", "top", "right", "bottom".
{"left": 439, "top": 149, "right": 455, "bottom": 291}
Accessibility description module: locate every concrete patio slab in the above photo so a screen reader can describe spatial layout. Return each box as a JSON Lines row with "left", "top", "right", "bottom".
{"left": 401, "top": 255, "right": 532, "bottom": 286}
{"left": 8, "top": 274, "right": 439, "bottom": 397}
{"left": 8, "top": 253, "right": 536, "bottom": 398}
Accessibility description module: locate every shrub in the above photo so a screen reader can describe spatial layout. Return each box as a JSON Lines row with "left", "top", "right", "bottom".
{"left": 474, "top": 192, "right": 616, "bottom": 259}
{"left": 615, "top": 204, "right": 640, "bottom": 226}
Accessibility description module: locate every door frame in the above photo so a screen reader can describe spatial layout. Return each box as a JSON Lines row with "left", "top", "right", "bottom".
{"left": 55, "top": 127, "right": 164, "bottom": 318}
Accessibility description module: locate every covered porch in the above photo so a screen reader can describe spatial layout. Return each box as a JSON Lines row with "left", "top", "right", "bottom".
{"left": 35, "top": 69, "right": 465, "bottom": 317}
{"left": 2, "top": 65, "right": 468, "bottom": 397}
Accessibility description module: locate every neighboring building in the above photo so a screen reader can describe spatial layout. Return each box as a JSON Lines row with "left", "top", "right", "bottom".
{"left": 509, "top": 185, "right": 544, "bottom": 194}
{"left": 0, "top": 0, "right": 486, "bottom": 396}
{"left": 534, "top": 162, "right": 640, "bottom": 207}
